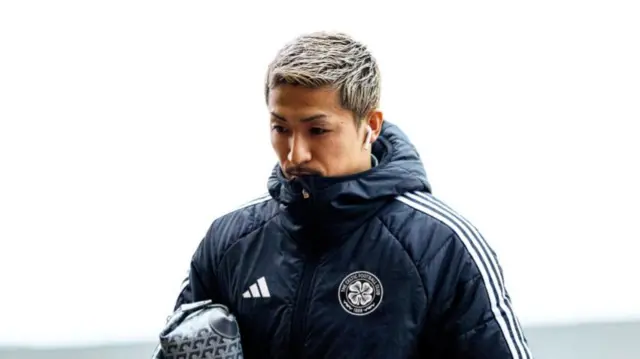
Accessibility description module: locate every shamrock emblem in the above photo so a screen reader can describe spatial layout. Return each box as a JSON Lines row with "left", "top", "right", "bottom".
{"left": 347, "top": 280, "right": 374, "bottom": 306}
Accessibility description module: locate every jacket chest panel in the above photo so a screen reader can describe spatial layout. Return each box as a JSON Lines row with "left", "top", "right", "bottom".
{"left": 218, "top": 226, "right": 302, "bottom": 357}
{"left": 299, "top": 239, "right": 427, "bottom": 357}
{"left": 221, "top": 224, "right": 428, "bottom": 358}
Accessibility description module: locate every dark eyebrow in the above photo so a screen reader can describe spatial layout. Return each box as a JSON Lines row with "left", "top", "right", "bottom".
{"left": 270, "top": 112, "right": 328, "bottom": 123}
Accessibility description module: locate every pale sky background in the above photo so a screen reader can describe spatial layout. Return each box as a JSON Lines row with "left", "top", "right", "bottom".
{"left": 0, "top": 0, "right": 638, "bottom": 348}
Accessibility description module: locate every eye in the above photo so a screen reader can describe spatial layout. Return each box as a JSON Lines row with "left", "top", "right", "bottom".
{"left": 272, "top": 125, "right": 288, "bottom": 134}
{"left": 310, "top": 127, "right": 329, "bottom": 135}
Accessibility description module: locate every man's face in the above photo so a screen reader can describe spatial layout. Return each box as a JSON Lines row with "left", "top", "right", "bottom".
{"left": 268, "top": 84, "right": 377, "bottom": 179}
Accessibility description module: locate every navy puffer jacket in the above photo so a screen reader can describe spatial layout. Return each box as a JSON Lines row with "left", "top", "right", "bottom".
{"left": 174, "top": 121, "right": 533, "bottom": 359}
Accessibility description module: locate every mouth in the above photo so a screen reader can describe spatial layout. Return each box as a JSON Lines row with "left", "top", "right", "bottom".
{"left": 285, "top": 170, "right": 321, "bottom": 178}
{"left": 287, "top": 173, "right": 310, "bottom": 179}
{"left": 282, "top": 163, "right": 323, "bottom": 178}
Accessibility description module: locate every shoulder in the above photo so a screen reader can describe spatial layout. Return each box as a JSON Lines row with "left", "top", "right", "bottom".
{"left": 211, "top": 193, "right": 278, "bottom": 239}
{"left": 391, "top": 192, "right": 530, "bottom": 358}
{"left": 380, "top": 190, "right": 499, "bottom": 282}
{"left": 194, "top": 193, "right": 279, "bottom": 267}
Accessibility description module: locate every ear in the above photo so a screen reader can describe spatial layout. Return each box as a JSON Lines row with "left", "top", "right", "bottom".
{"left": 364, "top": 110, "right": 384, "bottom": 143}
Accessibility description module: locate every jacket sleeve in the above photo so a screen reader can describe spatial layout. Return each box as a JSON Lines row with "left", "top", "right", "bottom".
{"left": 426, "top": 232, "right": 533, "bottom": 359}
{"left": 154, "top": 235, "right": 222, "bottom": 359}
{"left": 172, "top": 234, "right": 220, "bottom": 311}
{"left": 172, "top": 262, "right": 211, "bottom": 311}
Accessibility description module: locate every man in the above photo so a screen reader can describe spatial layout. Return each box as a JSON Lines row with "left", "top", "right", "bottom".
{"left": 171, "top": 31, "right": 533, "bottom": 358}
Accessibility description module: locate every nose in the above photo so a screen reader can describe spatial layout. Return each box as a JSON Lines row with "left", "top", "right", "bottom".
{"left": 287, "top": 134, "right": 312, "bottom": 165}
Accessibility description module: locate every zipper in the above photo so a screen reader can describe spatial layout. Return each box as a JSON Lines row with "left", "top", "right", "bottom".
{"left": 290, "top": 256, "right": 319, "bottom": 358}
{"left": 289, "top": 182, "right": 315, "bottom": 357}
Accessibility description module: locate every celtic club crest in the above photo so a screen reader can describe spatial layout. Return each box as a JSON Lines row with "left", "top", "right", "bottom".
{"left": 338, "top": 271, "right": 383, "bottom": 316}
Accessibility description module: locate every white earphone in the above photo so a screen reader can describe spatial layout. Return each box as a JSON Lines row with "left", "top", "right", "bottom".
{"left": 363, "top": 125, "right": 373, "bottom": 150}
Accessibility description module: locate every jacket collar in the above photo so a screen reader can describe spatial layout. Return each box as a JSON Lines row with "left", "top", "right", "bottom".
{"left": 267, "top": 121, "right": 431, "bottom": 245}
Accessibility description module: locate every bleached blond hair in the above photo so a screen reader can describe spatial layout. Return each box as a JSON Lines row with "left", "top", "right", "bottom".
{"left": 264, "top": 31, "right": 381, "bottom": 123}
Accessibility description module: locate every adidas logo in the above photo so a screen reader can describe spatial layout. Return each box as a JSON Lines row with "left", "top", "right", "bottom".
{"left": 242, "top": 276, "right": 271, "bottom": 298}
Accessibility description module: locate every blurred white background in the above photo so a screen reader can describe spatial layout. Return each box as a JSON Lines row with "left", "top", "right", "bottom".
{"left": 0, "top": 0, "right": 638, "bottom": 348}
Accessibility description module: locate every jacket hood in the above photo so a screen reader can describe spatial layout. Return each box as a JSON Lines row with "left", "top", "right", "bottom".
{"left": 267, "top": 120, "right": 431, "bottom": 242}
